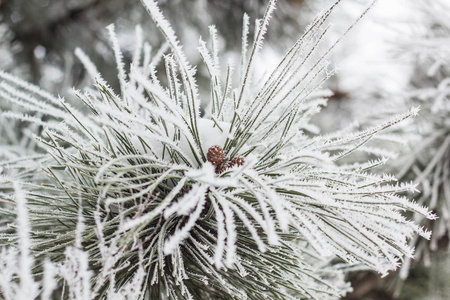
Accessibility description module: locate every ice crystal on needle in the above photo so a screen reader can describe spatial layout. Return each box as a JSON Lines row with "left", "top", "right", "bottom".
{"left": 0, "top": 0, "right": 435, "bottom": 299}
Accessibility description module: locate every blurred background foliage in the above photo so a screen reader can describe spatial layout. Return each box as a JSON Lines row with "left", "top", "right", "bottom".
{"left": 1, "top": 0, "right": 449, "bottom": 299}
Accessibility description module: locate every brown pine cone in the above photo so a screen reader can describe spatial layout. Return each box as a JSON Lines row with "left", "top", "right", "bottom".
{"left": 215, "top": 158, "right": 229, "bottom": 174}
{"left": 207, "top": 145, "right": 225, "bottom": 166}
{"left": 229, "top": 156, "right": 245, "bottom": 168}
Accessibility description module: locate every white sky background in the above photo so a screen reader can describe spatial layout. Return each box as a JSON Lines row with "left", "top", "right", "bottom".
{"left": 333, "top": 0, "right": 420, "bottom": 97}
{"left": 300, "top": 0, "right": 425, "bottom": 132}
{"left": 253, "top": 0, "right": 423, "bottom": 109}
{"left": 254, "top": 0, "right": 421, "bottom": 91}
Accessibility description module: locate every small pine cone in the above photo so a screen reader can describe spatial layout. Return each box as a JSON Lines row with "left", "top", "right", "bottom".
{"left": 229, "top": 156, "right": 245, "bottom": 168}
{"left": 207, "top": 145, "right": 225, "bottom": 166}
{"left": 215, "top": 158, "right": 229, "bottom": 174}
